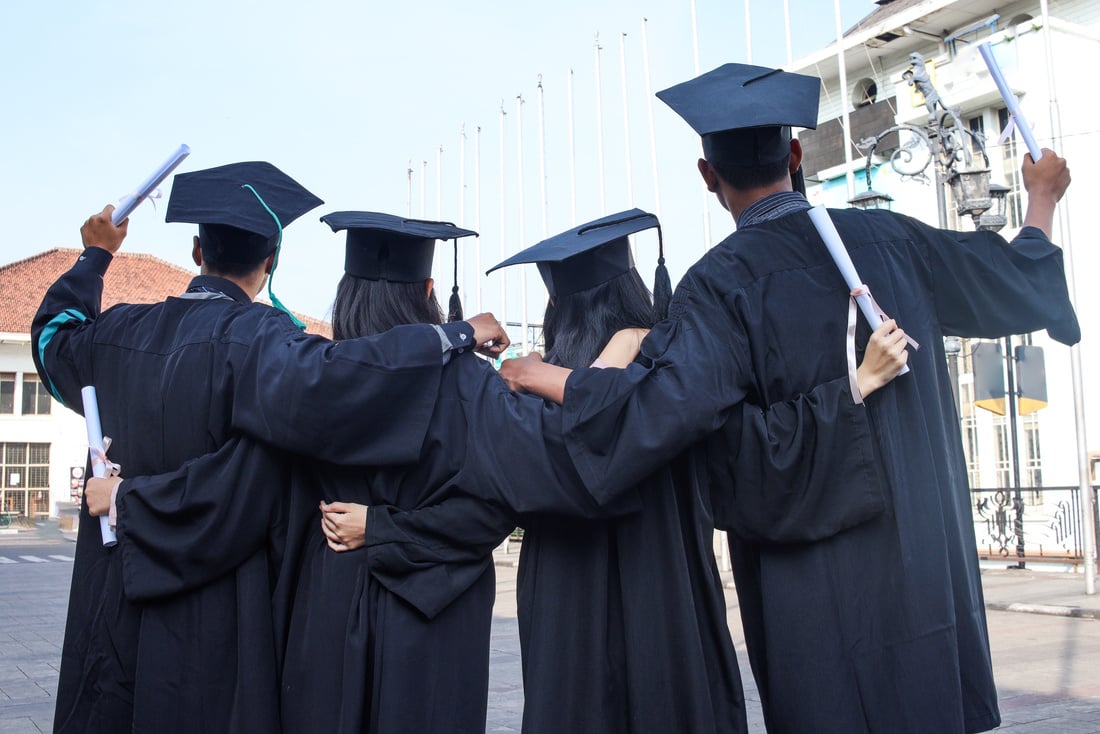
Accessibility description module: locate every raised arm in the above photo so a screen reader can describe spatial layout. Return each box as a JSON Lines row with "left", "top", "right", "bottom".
{"left": 924, "top": 150, "right": 1079, "bottom": 345}
{"left": 31, "top": 206, "right": 128, "bottom": 409}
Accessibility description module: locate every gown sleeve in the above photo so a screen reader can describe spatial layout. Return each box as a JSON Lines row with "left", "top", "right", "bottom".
{"left": 30, "top": 248, "right": 110, "bottom": 410}
{"left": 708, "top": 377, "right": 888, "bottom": 544}
{"left": 918, "top": 223, "right": 1080, "bottom": 345}
{"left": 114, "top": 435, "right": 290, "bottom": 602}
{"left": 228, "top": 316, "right": 447, "bottom": 466}
{"left": 453, "top": 358, "right": 642, "bottom": 519}
{"left": 364, "top": 495, "right": 515, "bottom": 619}
{"left": 561, "top": 273, "right": 752, "bottom": 505}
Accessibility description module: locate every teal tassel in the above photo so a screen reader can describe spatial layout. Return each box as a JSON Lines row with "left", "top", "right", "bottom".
{"left": 242, "top": 184, "right": 306, "bottom": 331}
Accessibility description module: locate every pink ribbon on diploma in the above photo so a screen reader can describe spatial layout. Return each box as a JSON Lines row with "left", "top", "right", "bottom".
{"left": 846, "top": 285, "right": 920, "bottom": 404}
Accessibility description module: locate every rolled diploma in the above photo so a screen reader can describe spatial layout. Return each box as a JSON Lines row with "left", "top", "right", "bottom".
{"left": 808, "top": 205, "right": 910, "bottom": 375}
{"left": 977, "top": 43, "right": 1043, "bottom": 162}
{"left": 81, "top": 386, "right": 117, "bottom": 546}
{"left": 111, "top": 144, "right": 191, "bottom": 226}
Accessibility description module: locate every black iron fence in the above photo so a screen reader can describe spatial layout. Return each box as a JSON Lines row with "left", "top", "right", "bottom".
{"left": 971, "top": 485, "right": 1100, "bottom": 560}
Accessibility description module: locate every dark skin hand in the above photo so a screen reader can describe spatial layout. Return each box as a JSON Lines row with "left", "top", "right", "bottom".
{"left": 80, "top": 205, "right": 128, "bottom": 254}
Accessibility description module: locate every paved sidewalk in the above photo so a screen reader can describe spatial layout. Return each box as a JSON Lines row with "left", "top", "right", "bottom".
{"left": 0, "top": 525, "right": 1096, "bottom": 732}
{"left": 493, "top": 543, "right": 1100, "bottom": 733}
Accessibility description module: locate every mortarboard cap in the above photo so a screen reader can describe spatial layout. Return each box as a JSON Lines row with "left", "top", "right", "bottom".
{"left": 166, "top": 161, "right": 323, "bottom": 263}
{"left": 320, "top": 211, "right": 477, "bottom": 284}
{"left": 657, "top": 63, "right": 820, "bottom": 168}
{"left": 488, "top": 209, "right": 660, "bottom": 301}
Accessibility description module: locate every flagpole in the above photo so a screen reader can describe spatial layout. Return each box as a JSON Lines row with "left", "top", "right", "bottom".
{"left": 834, "top": 0, "right": 855, "bottom": 200}
{"left": 620, "top": 32, "right": 634, "bottom": 209}
{"left": 744, "top": 0, "right": 753, "bottom": 64}
{"left": 568, "top": 68, "right": 578, "bottom": 225}
{"left": 1040, "top": 0, "right": 1095, "bottom": 593}
{"left": 594, "top": 32, "right": 607, "bottom": 215}
{"left": 783, "top": 0, "right": 793, "bottom": 66}
{"left": 475, "top": 125, "right": 483, "bottom": 313}
{"left": 642, "top": 17, "right": 661, "bottom": 217}
{"left": 458, "top": 125, "right": 466, "bottom": 304}
{"left": 499, "top": 101, "right": 508, "bottom": 324}
{"left": 420, "top": 159, "right": 427, "bottom": 218}
{"left": 436, "top": 144, "right": 443, "bottom": 219}
{"left": 690, "top": 0, "right": 712, "bottom": 250}
{"left": 537, "top": 75, "right": 549, "bottom": 239}
{"left": 406, "top": 159, "right": 413, "bottom": 217}
{"left": 516, "top": 94, "right": 530, "bottom": 354}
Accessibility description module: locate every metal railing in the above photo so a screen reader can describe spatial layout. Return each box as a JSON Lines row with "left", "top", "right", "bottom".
{"left": 971, "top": 485, "right": 1100, "bottom": 560}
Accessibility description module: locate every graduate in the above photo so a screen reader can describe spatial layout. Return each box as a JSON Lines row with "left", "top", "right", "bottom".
{"left": 487, "top": 209, "right": 747, "bottom": 734}
{"left": 33, "top": 163, "right": 508, "bottom": 734}
{"left": 501, "top": 63, "right": 1079, "bottom": 734}
{"left": 275, "top": 212, "right": 519, "bottom": 734}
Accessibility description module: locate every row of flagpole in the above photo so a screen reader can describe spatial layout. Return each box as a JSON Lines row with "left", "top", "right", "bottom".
{"left": 403, "top": 0, "right": 816, "bottom": 352}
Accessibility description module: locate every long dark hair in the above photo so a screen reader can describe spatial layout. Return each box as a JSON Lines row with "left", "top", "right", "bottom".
{"left": 331, "top": 275, "right": 443, "bottom": 340}
{"left": 542, "top": 268, "right": 653, "bottom": 370}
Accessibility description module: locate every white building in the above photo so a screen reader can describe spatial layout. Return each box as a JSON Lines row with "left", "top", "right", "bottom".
{"left": 792, "top": 0, "right": 1098, "bottom": 559}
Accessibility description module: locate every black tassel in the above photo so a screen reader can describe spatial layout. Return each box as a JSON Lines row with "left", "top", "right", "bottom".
{"left": 448, "top": 238, "right": 463, "bottom": 322}
{"left": 652, "top": 225, "right": 672, "bottom": 323}
{"left": 448, "top": 286, "right": 464, "bottom": 322}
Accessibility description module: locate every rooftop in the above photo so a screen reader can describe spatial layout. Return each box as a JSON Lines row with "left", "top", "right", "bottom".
{"left": 0, "top": 248, "right": 330, "bottom": 337}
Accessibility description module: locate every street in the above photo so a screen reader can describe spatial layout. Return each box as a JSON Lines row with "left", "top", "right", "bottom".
{"left": 1, "top": 535, "right": 1098, "bottom": 733}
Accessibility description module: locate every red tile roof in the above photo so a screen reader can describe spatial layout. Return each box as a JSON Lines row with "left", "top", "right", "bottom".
{"left": 0, "top": 248, "right": 330, "bottom": 337}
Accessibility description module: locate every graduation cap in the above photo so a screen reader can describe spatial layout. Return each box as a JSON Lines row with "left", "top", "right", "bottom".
{"left": 656, "top": 63, "right": 820, "bottom": 190}
{"left": 487, "top": 208, "right": 672, "bottom": 320}
{"left": 320, "top": 211, "right": 478, "bottom": 321}
{"left": 166, "top": 161, "right": 323, "bottom": 329}
{"left": 166, "top": 161, "right": 323, "bottom": 263}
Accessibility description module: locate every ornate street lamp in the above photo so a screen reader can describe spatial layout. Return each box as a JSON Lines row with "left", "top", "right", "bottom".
{"left": 849, "top": 52, "right": 1013, "bottom": 233}
{"left": 847, "top": 188, "right": 894, "bottom": 210}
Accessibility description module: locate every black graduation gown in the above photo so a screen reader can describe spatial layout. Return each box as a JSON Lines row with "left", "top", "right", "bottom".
{"left": 562, "top": 211, "right": 1079, "bottom": 734}
{"left": 276, "top": 352, "right": 628, "bottom": 734}
{"left": 31, "top": 249, "right": 450, "bottom": 734}
{"left": 514, "top": 372, "right": 882, "bottom": 734}
{"left": 89, "top": 330, "right": 879, "bottom": 734}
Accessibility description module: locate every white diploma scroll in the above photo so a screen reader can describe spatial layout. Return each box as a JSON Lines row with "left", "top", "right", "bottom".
{"left": 808, "top": 205, "right": 910, "bottom": 375}
{"left": 111, "top": 144, "right": 191, "bottom": 226}
{"left": 81, "top": 386, "right": 117, "bottom": 546}
{"left": 977, "top": 43, "right": 1043, "bottom": 162}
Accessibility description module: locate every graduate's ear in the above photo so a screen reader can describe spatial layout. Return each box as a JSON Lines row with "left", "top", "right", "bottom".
{"left": 789, "top": 139, "right": 804, "bottom": 174}
{"left": 191, "top": 236, "right": 203, "bottom": 267}
{"left": 263, "top": 252, "right": 276, "bottom": 275}
{"left": 425, "top": 277, "right": 435, "bottom": 300}
{"left": 698, "top": 158, "right": 721, "bottom": 193}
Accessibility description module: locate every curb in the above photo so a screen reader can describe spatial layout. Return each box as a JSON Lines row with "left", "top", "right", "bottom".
{"left": 986, "top": 601, "right": 1100, "bottom": 620}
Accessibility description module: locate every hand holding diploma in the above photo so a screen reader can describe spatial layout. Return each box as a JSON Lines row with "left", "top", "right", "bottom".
{"left": 808, "top": 206, "right": 919, "bottom": 401}
{"left": 81, "top": 386, "right": 119, "bottom": 546}
{"left": 111, "top": 144, "right": 191, "bottom": 226}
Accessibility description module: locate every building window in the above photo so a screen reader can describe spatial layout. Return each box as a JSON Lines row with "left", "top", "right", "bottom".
{"left": 1, "top": 442, "right": 51, "bottom": 517}
{"left": 1023, "top": 414, "right": 1043, "bottom": 502}
{"left": 21, "top": 375, "right": 51, "bottom": 416}
{"left": 994, "top": 420, "right": 1011, "bottom": 488}
{"left": 0, "top": 373, "right": 14, "bottom": 414}
{"left": 962, "top": 414, "right": 980, "bottom": 487}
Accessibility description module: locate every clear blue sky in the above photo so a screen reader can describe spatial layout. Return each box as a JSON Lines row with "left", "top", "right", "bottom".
{"left": 0, "top": 0, "right": 873, "bottom": 324}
